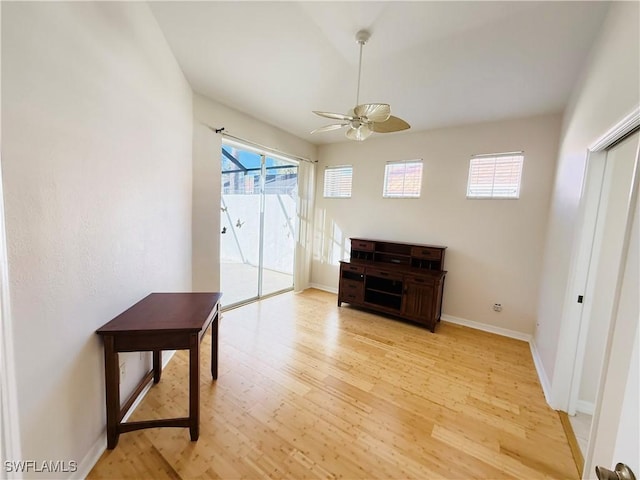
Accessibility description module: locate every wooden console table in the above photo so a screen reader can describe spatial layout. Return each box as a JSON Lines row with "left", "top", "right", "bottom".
{"left": 96, "top": 292, "right": 222, "bottom": 449}
{"left": 338, "top": 238, "right": 446, "bottom": 332}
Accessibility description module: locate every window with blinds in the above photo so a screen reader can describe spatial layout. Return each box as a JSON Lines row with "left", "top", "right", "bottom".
{"left": 383, "top": 160, "right": 423, "bottom": 198}
{"left": 323, "top": 165, "right": 353, "bottom": 198}
{"left": 467, "top": 153, "right": 524, "bottom": 199}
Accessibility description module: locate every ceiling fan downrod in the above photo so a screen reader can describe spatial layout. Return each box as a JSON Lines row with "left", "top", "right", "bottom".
{"left": 354, "top": 29, "right": 370, "bottom": 108}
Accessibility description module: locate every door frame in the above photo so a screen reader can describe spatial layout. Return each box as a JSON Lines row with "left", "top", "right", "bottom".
{"left": 220, "top": 139, "right": 299, "bottom": 309}
{"left": 0, "top": 157, "right": 22, "bottom": 476}
{"left": 552, "top": 107, "right": 639, "bottom": 410}
{"left": 584, "top": 131, "right": 640, "bottom": 472}
{"left": 584, "top": 126, "right": 639, "bottom": 477}
{"left": 550, "top": 107, "right": 639, "bottom": 475}
{"left": 564, "top": 150, "right": 607, "bottom": 416}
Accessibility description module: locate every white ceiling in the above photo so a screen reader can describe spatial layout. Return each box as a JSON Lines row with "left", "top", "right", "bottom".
{"left": 149, "top": 1, "right": 609, "bottom": 145}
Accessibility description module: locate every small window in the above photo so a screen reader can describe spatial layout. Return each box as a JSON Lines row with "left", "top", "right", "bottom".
{"left": 323, "top": 165, "right": 353, "bottom": 198}
{"left": 467, "top": 152, "right": 524, "bottom": 199}
{"left": 383, "top": 160, "right": 423, "bottom": 198}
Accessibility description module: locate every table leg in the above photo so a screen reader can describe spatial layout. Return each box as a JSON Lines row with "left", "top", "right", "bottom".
{"left": 189, "top": 334, "right": 200, "bottom": 441}
{"left": 211, "top": 312, "right": 218, "bottom": 380}
{"left": 153, "top": 350, "right": 162, "bottom": 384}
{"left": 103, "top": 336, "right": 120, "bottom": 449}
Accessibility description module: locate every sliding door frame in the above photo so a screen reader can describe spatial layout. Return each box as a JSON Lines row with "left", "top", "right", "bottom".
{"left": 220, "top": 139, "right": 299, "bottom": 310}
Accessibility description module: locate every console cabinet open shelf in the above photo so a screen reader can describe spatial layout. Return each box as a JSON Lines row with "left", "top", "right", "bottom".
{"left": 338, "top": 238, "right": 447, "bottom": 332}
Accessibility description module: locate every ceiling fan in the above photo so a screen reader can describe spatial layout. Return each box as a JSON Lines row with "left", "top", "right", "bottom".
{"left": 311, "top": 30, "right": 410, "bottom": 141}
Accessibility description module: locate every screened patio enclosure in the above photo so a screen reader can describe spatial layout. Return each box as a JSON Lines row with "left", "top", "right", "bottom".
{"left": 220, "top": 141, "right": 299, "bottom": 308}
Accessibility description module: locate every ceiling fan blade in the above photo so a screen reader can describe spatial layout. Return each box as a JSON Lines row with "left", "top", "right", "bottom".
{"left": 370, "top": 115, "right": 411, "bottom": 133}
{"left": 345, "top": 124, "right": 373, "bottom": 141}
{"left": 310, "top": 123, "right": 348, "bottom": 134}
{"left": 354, "top": 103, "right": 391, "bottom": 123}
{"left": 313, "top": 111, "right": 354, "bottom": 122}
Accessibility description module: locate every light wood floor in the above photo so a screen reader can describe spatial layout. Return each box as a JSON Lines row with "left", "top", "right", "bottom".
{"left": 88, "top": 289, "right": 578, "bottom": 479}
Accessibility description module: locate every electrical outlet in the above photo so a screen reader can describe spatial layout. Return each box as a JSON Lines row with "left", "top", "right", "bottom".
{"left": 493, "top": 303, "right": 502, "bottom": 312}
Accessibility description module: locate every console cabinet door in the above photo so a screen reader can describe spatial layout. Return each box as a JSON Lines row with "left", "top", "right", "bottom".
{"left": 402, "top": 279, "right": 435, "bottom": 328}
{"left": 340, "top": 279, "right": 364, "bottom": 304}
{"left": 338, "top": 263, "right": 365, "bottom": 306}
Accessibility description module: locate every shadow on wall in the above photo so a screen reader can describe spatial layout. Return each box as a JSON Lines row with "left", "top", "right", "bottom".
{"left": 313, "top": 208, "right": 349, "bottom": 265}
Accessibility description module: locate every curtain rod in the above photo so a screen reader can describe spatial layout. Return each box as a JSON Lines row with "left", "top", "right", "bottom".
{"left": 206, "top": 125, "right": 316, "bottom": 164}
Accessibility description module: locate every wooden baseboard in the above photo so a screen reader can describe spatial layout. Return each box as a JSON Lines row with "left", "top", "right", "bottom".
{"left": 558, "top": 411, "right": 584, "bottom": 478}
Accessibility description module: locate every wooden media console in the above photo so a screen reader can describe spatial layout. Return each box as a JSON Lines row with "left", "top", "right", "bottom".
{"left": 338, "top": 238, "right": 446, "bottom": 332}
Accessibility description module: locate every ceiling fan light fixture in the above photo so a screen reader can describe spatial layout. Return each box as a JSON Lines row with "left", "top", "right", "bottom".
{"left": 346, "top": 124, "right": 372, "bottom": 141}
{"left": 353, "top": 103, "right": 391, "bottom": 123}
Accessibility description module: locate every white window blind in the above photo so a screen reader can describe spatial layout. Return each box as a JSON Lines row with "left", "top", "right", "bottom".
{"left": 323, "top": 165, "right": 353, "bottom": 198}
{"left": 383, "top": 160, "right": 423, "bottom": 198}
{"left": 467, "top": 153, "right": 524, "bottom": 199}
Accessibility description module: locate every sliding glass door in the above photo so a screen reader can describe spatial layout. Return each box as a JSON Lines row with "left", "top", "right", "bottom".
{"left": 220, "top": 141, "right": 298, "bottom": 307}
{"left": 220, "top": 146, "right": 261, "bottom": 305}
{"left": 262, "top": 157, "right": 298, "bottom": 296}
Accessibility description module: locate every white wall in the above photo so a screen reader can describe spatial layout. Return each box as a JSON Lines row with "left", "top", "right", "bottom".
{"left": 313, "top": 114, "right": 560, "bottom": 335}
{"left": 533, "top": 1, "right": 639, "bottom": 404}
{"left": 1, "top": 2, "right": 193, "bottom": 476}
{"left": 192, "top": 94, "right": 317, "bottom": 292}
